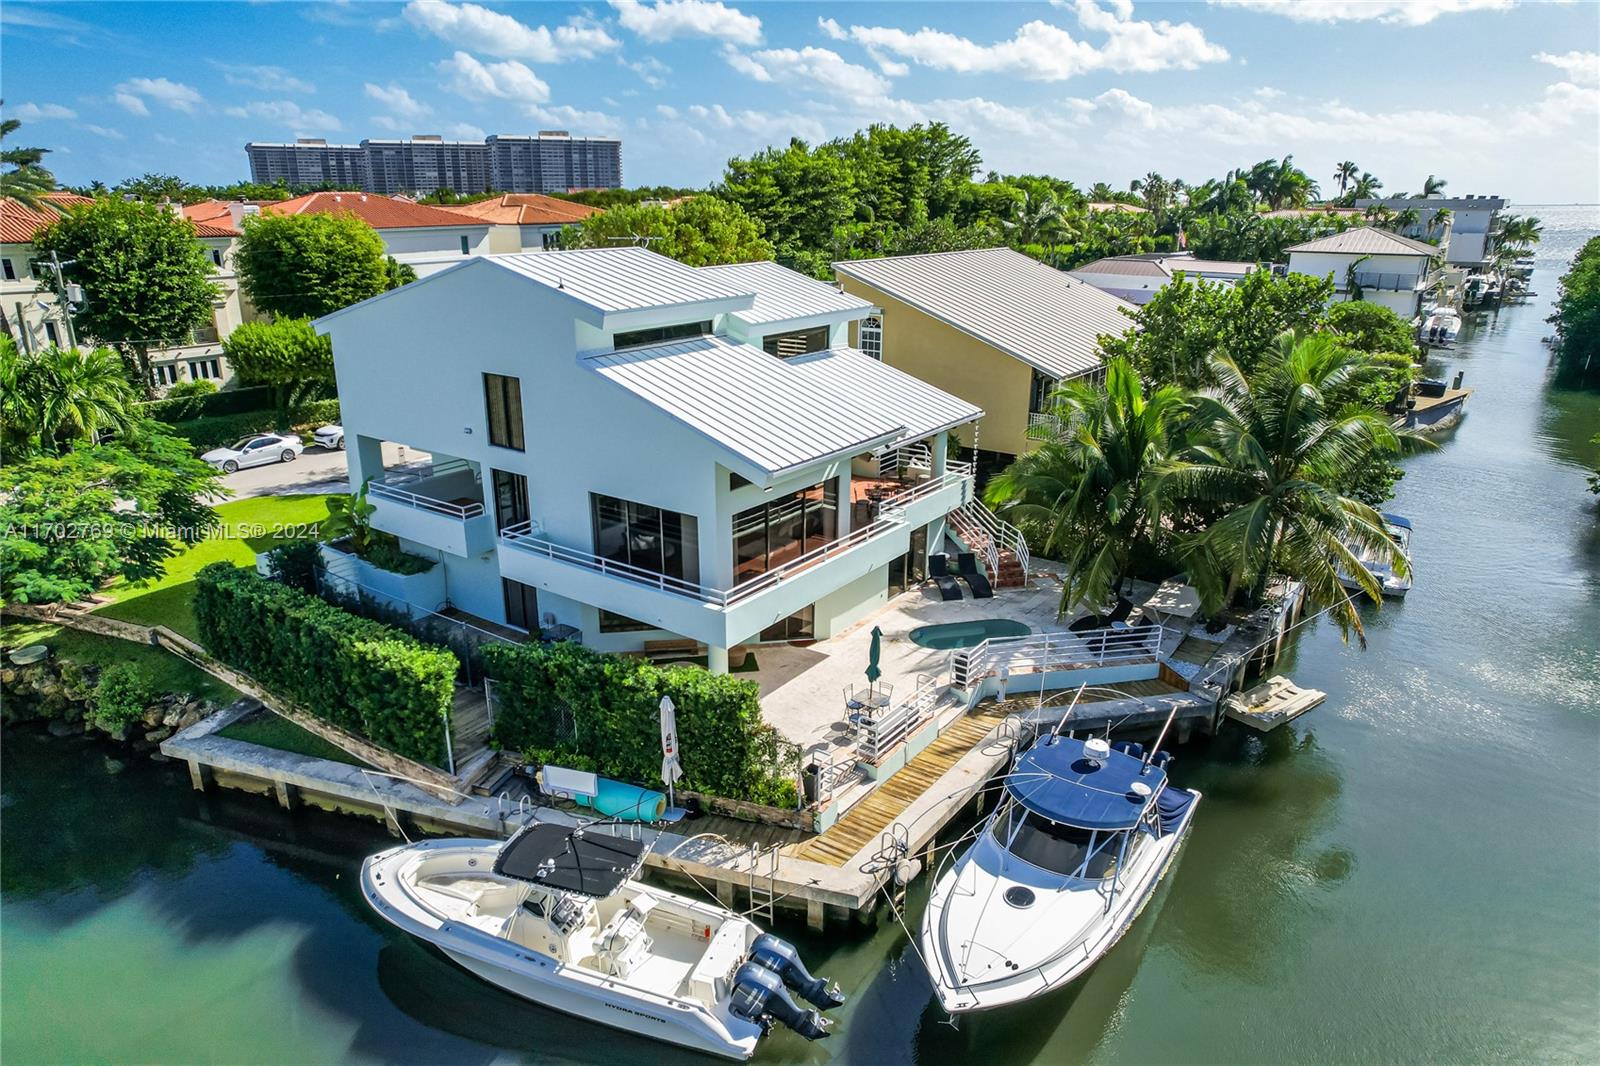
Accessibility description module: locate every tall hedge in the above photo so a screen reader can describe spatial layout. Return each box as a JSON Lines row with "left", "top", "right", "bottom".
{"left": 139, "top": 384, "right": 276, "bottom": 423}
{"left": 168, "top": 399, "right": 340, "bottom": 451}
{"left": 194, "top": 563, "right": 455, "bottom": 764}
{"left": 483, "top": 641, "right": 799, "bottom": 808}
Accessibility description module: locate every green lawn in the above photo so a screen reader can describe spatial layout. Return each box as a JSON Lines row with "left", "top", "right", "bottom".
{"left": 96, "top": 494, "right": 336, "bottom": 640}
{"left": 217, "top": 711, "right": 368, "bottom": 766}
{"left": 1, "top": 619, "right": 240, "bottom": 706}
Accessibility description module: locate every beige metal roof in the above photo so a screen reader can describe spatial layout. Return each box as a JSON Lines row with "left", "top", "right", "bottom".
{"left": 834, "top": 248, "right": 1134, "bottom": 380}
{"left": 1286, "top": 227, "right": 1439, "bottom": 257}
{"left": 1072, "top": 258, "right": 1172, "bottom": 278}
{"left": 585, "top": 335, "right": 907, "bottom": 478}
{"left": 488, "top": 247, "right": 755, "bottom": 315}
{"left": 698, "top": 260, "right": 874, "bottom": 327}
{"left": 786, "top": 348, "right": 983, "bottom": 442}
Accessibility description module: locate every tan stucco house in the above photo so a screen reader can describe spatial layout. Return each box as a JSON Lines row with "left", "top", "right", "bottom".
{"left": 834, "top": 247, "right": 1134, "bottom": 462}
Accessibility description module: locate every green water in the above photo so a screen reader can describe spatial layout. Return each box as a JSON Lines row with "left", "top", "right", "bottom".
{"left": 5, "top": 207, "right": 1598, "bottom": 1065}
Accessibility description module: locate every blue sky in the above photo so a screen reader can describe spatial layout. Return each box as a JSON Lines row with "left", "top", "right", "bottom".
{"left": 3, "top": 1, "right": 1597, "bottom": 202}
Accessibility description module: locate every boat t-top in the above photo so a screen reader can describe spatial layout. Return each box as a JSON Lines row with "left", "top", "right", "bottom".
{"left": 362, "top": 823, "right": 844, "bottom": 1060}
{"left": 920, "top": 731, "right": 1200, "bottom": 1013}
{"left": 1339, "top": 512, "right": 1413, "bottom": 598}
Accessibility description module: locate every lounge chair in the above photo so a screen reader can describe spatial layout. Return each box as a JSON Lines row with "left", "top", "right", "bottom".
{"left": 956, "top": 552, "right": 994, "bottom": 598}
{"left": 928, "top": 553, "right": 963, "bottom": 601}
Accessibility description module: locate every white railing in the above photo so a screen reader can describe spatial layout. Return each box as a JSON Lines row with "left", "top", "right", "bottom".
{"left": 859, "top": 672, "right": 943, "bottom": 764}
{"left": 873, "top": 441, "right": 932, "bottom": 477}
{"left": 500, "top": 509, "right": 910, "bottom": 609}
{"left": 873, "top": 469, "right": 971, "bottom": 513}
{"left": 1028, "top": 411, "right": 1063, "bottom": 433}
{"left": 950, "top": 625, "right": 1165, "bottom": 687}
{"left": 376, "top": 457, "right": 475, "bottom": 485}
{"left": 368, "top": 479, "right": 486, "bottom": 519}
{"left": 955, "top": 498, "right": 1030, "bottom": 578}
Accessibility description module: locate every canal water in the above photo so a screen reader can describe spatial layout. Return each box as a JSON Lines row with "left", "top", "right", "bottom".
{"left": 5, "top": 206, "right": 1597, "bottom": 1065}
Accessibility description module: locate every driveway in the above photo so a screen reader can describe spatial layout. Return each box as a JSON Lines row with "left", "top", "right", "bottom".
{"left": 219, "top": 442, "right": 431, "bottom": 500}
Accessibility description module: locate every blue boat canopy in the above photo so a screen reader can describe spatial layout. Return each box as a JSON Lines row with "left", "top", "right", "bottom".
{"left": 1006, "top": 736, "right": 1165, "bottom": 831}
{"left": 1380, "top": 513, "right": 1412, "bottom": 531}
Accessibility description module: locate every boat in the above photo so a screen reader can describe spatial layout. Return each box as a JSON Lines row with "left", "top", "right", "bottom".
{"left": 1224, "top": 675, "right": 1327, "bottom": 731}
{"left": 1422, "top": 307, "right": 1461, "bottom": 344}
{"left": 1339, "top": 512, "right": 1413, "bottom": 598}
{"left": 919, "top": 732, "right": 1200, "bottom": 1013}
{"left": 361, "top": 824, "right": 845, "bottom": 1060}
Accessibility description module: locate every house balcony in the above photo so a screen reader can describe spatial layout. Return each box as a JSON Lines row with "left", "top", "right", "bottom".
{"left": 367, "top": 459, "right": 496, "bottom": 558}
{"left": 497, "top": 472, "right": 971, "bottom": 649}
{"left": 1350, "top": 271, "right": 1427, "bottom": 292}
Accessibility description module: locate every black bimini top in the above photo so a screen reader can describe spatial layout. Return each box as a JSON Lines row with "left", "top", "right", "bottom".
{"left": 492, "top": 823, "right": 647, "bottom": 898}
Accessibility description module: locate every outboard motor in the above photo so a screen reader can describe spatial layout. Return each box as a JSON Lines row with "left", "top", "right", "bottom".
{"left": 729, "top": 962, "right": 831, "bottom": 1041}
{"left": 748, "top": 933, "right": 847, "bottom": 1010}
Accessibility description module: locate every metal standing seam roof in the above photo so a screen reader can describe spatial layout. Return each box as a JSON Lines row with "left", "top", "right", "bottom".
{"left": 1285, "top": 227, "right": 1439, "bottom": 257}
{"left": 834, "top": 247, "right": 1134, "bottom": 381}
{"left": 698, "top": 260, "right": 875, "bottom": 326}
{"left": 786, "top": 348, "right": 982, "bottom": 442}
{"left": 487, "top": 247, "right": 755, "bottom": 316}
{"left": 1072, "top": 258, "right": 1173, "bottom": 278}
{"left": 585, "top": 335, "right": 918, "bottom": 477}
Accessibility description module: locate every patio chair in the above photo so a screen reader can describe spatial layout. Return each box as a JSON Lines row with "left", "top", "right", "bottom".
{"left": 928, "top": 553, "right": 963, "bottom": 601}
{"left": 956, "top": 552, "right": 994, "bottom": 599}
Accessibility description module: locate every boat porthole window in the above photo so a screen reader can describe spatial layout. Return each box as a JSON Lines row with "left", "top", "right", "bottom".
{"left": 1003, "top": 886, "right": 1036, "bottom": 908}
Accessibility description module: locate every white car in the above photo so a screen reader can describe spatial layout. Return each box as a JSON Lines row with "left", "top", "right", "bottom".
{"left": 312, "top": 424, "right": 345, "bottom": 450}
{"left": 202, "top": 433, "right": 304, "bottom": 473}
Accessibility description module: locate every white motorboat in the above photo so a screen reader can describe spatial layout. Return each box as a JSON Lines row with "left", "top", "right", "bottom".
{"left": 1339, "top": 512, "right": 1413, "bottom": 598}
{"left": 1423, "top": 308, "right": 1461, "bottom": 344}
{"left": 362, "top": 824, "right": 844, "bottom": 1060}
{"left": 920, "top": 733, "right": 1200, "bottom": 1013}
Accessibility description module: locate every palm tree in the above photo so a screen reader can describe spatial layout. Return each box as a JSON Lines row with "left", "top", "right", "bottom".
{"left": 1002, "top": 189, "right": 1065, "bottom": 246}
{"left": 986, "top": 358, "right": 1193, "bottom": 614}
{"left": 1391, "top": 207, "right": 1422, "bottom": 236}
{"left": 0, "top": 106, "right": 58, "bottom": 210}
{"left": 1350, "top": 172, "right": 1384, "bottom": 202}
{"left": 1088, "top": 182, "right": 1118, "bottom": 203}
{"left": 1334, "top": 161, "right": 1359, "bottom": 199}
{"left": 1157, "top": 334, "right": 1424, "bottom": 640}
{"left": 1497, "top": 214, "right": 1543, "bottom": 251}
{"left": 0, "top": 340, "right": 137, "bottom": 455}
{"left": 1421, "top": 174, "right": 1447, "bottom": 198}
{"left": 1426, "top": 207, "right": 1453, "bottom": 239}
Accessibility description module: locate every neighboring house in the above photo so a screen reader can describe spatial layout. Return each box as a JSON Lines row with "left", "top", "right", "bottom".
{"left": 438, "top": 193, "right": 601, "bottom": 253}
{"left": 834, "top": 247, "right": 1133, "bottom": 462}
{"left": 1069, "top": 253, "right": 1258, "bottom": 305}
{"left": 1355, "top": 195, "right": 1505, "bottom": 268}
{"left": 315, "top": 247, "right": 983, "bottom": 668}
{"left": 2, "top": 193, "right": 249, "bottom": 390}
{"left": 1285, "top": 226, "right": 1439, "bottom": 319}
{"left": 261, "top": 191, "right": 493, "bottom": 277}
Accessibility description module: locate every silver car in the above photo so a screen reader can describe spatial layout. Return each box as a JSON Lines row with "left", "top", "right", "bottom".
{"left": 312, "top": 424, "right": 345, "bottom": 450}
{"left": 201, "top": 433, "right": 305, "bottom": 473}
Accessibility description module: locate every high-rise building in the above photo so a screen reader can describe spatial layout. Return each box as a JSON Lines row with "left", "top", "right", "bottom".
{"left": 244, "top": 132, "right": 622, "bottom": 195}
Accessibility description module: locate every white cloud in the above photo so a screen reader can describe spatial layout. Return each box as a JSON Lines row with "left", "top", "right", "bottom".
{"left": 1535, "top": 50, "right": 1600, "bottom": 87}
{"left": 623, "top": 56, "right": 671, "bottom": 88}
{"left": 524, "top": 103, "right": 621, "bottom": 134}
{"left": 364, "top": 81, "right": 431, "bottom": 121}
{"left": 223, "top": 100, "right": 343, "bottom": 132}
{"left": 724, "top": 45, "right": 891, "bottom": 98}
{"left": 443, "top": 121, "right": 486, "bottom": 139}
{"left": 10, "top": 102, "right": 76, "bottom": 121}
{"left": 1253, "top": 85, "right": 1284, "bottom": 99}
{"left": 610, "top": 0, "right": 762, "bottom": 45}
{"left": 403, "top": 1, "right": 618, "bottom": 61}
{"left": 80, "top": 123, "right": 126, "bottom": 140}
{"left": 833, "top": 2, "right": 1228, "bottom": 82}
{"left": 656, "top": 103, "right": 680, "bottom": 119}
{"left": 685, "top": 102, "right": 827, "bottom": 141}
{"left": 214, "top": 62, "right": 315, "bottom": 94}
{"left": 114, "top": 76, "right": 204, "bottom": 114}
{"left": 436, "top": 51, "right": 550, "bottom": 102}
{"left": 1210, "top": 0, "right": 1514, "bottom": 25}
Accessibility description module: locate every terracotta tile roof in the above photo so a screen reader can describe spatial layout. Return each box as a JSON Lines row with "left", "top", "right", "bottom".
{"left": 0, "top": 192, "right": 95, "bottom": 244}
{"left": 264, "top": 191, "right": 489, "bottom": 229}
{"left": 439, "top": 192, "right": 600, "bottom": 227}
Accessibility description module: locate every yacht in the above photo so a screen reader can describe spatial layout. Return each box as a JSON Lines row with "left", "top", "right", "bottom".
{"left": 1339, "top": 512, "right": 1412, "bottom": 598}
{"left": 920, "top": 734, "right": 1199, "bottom": 1013}
{"left": 1423, "top": 308, "right": 1461, "bottom": 345}
{"left": 362, "top": 824, "right": 844, "bottom": 1060}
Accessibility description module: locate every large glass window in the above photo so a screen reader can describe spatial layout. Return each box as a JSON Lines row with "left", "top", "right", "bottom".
{"left": 761, "top": 326, "right": 830, "bottom": 359}
{"left": 613, "top": 320, "right": 712, "bottom": 350}
{"left": 732, "top": 480, "right": 839, "bottom": 585}
{"left": 992, "top": 805, "right": 1126, "bottom": 880}
{"left": 502, "top": 578, "right": 539, "bottom": 630}
{"left": 759, "top": 605, "right": 815, "bottom": 642}
{"left": 591, "top": 494, "right": 699, "bottom": 584}
{"left": 1029, "top": 369, "right": 1058, "bottom": 414}
{"left": 599, "top": 609, "right": 655, "bottom": 633}
{"left": 483, "top": 373, "right": 525, "bottom": 451}
{"left": 491, "top": 469, "right": 529, "bottom": 533}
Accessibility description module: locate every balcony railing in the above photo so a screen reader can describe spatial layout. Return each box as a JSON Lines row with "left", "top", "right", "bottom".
{"left": 950, "top": 625, "right": 1165, "bottom": 687}
{"left": 1350, "top": 271, "right": 1424, "bottom": 292}
{"left": 368, "top": 480, "right": 484, "bottom": 519}
{"left": 1028, "top": 410, "right": 1063, "bottom": 433}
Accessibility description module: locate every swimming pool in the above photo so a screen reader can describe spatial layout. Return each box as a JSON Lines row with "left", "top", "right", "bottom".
{"left": 907, "top": 618, "right": 1031, "bottom": 650}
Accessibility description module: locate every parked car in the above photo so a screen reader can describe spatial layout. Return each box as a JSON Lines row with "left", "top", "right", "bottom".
{"left": 312, "top": 424, "right": 345, "bottom": 450}
{"left": 202, "top": 433, "right": 304, "bottom": 473}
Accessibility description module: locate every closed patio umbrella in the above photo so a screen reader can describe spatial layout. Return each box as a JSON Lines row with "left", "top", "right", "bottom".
{"left": 866, "top": 626, "right": 883, "bottom": 697}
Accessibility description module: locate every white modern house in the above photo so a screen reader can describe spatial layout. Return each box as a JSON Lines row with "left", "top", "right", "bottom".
{"left": 316, "top": 247, "right": 985, "bottom": 671}
{"left": 1355, "top": 195, "right": 1505, "bottom": 268}
{"left": 1285, "top": 227, "right": 1439, "bottom": 319}
{"left": 1068, "top": 253, "right": 1258, "bottom": 304}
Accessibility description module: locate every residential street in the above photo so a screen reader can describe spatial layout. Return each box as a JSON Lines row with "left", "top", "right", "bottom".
{"left": 219, "top": 441, "right": 430, "bottom": 499}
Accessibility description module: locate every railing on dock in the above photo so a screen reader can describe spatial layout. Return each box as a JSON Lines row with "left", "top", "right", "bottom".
{"left": 858, "top": 673, "right": 942, "bottom": 765}
{"left": 950, "top": 624, "right": 1165, "bottom": 687}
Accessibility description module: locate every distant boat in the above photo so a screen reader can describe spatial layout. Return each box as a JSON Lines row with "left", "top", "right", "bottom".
{"left": 920, "top": 733, "right": 1199, "bottom": 1013}
{"left": 1423, "top": 308, "right": 1461, "bottom": 344}
{"left": 1340, "top": 512, "right": 1413, "bottom": 598}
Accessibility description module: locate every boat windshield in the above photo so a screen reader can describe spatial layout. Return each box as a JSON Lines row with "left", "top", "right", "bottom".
{"left": 991, "top": 804, "right": 1126, "bottom": 880}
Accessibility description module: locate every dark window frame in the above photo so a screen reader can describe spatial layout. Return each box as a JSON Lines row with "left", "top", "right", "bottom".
{"left": 483, "top": 373, "right": 526, "bottom": 451}
{"left": 613, "top": 320, "right": 712, "bottom": 351}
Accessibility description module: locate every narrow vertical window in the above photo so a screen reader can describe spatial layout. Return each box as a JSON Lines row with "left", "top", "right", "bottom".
{"left": 483, "top": 373, "right": 525, "bottom": 451}
{"left": 858, "top": 314, "right": 882, "bottom": 360}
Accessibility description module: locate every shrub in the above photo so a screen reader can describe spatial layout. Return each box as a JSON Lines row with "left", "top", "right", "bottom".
{"left": 92, "top": 663, "right": 156, "bottom": 729}
{"left": 165, "top": 379, "right": 218, "bottom": 399}
{"left": 265, "top": 538, "right": 325, "bottom": 593}
{"left": 140, "top": 384, "right": 275, "bottom": 423}
{"left": 193, "top": 563, "right": 455, "bottom": 764}
{"left": 483, "top": 641, "right": 801, "bottom": 807}
{"left": 168, "top": 399, "right": 340, "bottom": 451}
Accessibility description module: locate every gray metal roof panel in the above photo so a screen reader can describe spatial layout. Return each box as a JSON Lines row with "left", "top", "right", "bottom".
{"left": 698, "top": 260, "right": 874, "bottom": 326}
{"left": 834, "top": 247, "right": 1133, "bottom": 380}
{"left": 786, "top": 348, "right": 982, "bottom": 442}
{"left": 1285, "top": 227, "right": 1439, "bottom": 257}
{"left": 486, "top": 246, "right": 755, "bottom": 315}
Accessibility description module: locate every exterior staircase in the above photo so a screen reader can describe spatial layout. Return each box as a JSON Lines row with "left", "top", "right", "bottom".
{"left": 947, "top": 500, "right": 1030, "bottom": 588}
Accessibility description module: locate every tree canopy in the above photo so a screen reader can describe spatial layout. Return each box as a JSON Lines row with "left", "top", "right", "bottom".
{"left": 561, "top": 195, "right": 773, "bottom": 266}
{"left": 235, "top": 211, "right": 390, "bottom": 320}
{"left": 1550, "top": 234, "right": 1600, "bottom": 389}
{"left": 221, "top": 317, "right": 335, "bottom": 408}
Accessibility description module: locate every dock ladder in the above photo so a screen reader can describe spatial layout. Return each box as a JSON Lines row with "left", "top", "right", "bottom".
{"left": 747, "top": 843, "right": 780, "bottom": 924}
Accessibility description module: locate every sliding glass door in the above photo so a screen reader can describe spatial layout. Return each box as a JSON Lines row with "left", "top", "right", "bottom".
{"left": 591, "top": 494, "right": 699, "bottom": 584}
{"left": 732, "top": 480, "right": 839, "bottom": 585}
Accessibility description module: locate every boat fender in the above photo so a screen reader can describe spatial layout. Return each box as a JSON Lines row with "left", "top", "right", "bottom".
{"left": 748, "top": 933, "right": 847, "bottom": 1010}
{"left": 729, "top": 961, "right": 832, "bottom": 1041}
{"left": 893, "top": 858, "right": 922, "bottom": 886}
